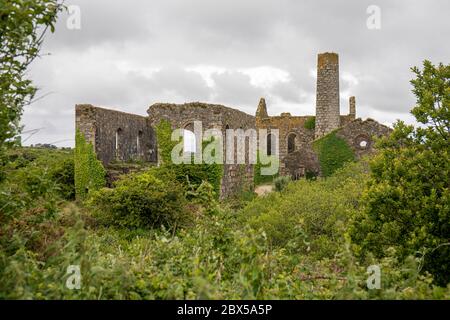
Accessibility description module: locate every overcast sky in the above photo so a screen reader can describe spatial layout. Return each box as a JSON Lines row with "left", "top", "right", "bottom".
{"left": 21, "top": 0, "right": 450, "bottom": 147}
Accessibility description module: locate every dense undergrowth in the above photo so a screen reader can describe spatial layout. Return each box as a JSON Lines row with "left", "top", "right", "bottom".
{"left": 0, "top": 147, "right": 448, "bottom": 299}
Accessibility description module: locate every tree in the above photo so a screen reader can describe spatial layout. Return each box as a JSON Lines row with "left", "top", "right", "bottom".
{"left": 351, "top": 60, "right": 450, "bottom": 286}
{"left": 0, "top": 0, "right": 62, "bottom": 151}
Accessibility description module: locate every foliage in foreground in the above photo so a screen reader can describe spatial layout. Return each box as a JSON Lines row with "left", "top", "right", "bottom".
{"left": 351, "top": 60, "right": 450, "bottom": 286}
{"left": 1, "top": 60, "right": 449, "bottom": 299}
{"left": 0, "top": 147, "right": 74, "bottom": 222}
{"left": 87, "top": 168, "right": 190, "bottom": 230}
{"left": 0, "top": 0, "right": 62, "bottom": 151}
{"left": 1, "top": 157, "right": 449, "bottom": 299}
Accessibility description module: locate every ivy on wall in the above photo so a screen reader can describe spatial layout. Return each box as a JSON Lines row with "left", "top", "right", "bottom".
{"left": 75, "top": 130, "right": 106, "bottom": 200}
{"left": 155, "top": 120, "right": 223, "bottom": 198}
{"left": 155, "top": 119, "right": 177, "bottom": 165}
{"left": 313, "top": 131, "right": 355, "bottom": 177}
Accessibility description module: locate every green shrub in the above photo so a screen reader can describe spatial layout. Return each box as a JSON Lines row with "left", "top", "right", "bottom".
{"left": 313, "top": 131, "right": 355, "bottom": 177}
{"left": 50, "top": 157, "right": 75, "bottom": 200}
{"left": 243, "top": 161, "right": 369, "bottom": 255}
{"left": 88, "top": 168, "right": 190, "bottom": 230}
{"left": 274, "top": 176, "right": 291, "bottom": 192}
{"left": 0, "top": 147, "right": 74, "bottom": 220}
{"left": 350, "top": 61, "right": 450, "bottom": 286}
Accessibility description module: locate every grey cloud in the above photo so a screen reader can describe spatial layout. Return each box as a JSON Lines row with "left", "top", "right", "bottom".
{"left": 19, "top": 0, "right": 450, "bottom": 146}
{"left": 211, "top": 71, "right": 263, "bottom": 109}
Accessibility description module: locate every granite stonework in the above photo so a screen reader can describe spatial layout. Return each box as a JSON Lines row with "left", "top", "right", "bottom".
{"left": 147, "top": 102, "right": 256, "bottom": 198}
{"left": 75, "top": 104, "right": 157, "bottom": 165}
{"left": 75, "top": 52, "right": 392, "bottom": 198}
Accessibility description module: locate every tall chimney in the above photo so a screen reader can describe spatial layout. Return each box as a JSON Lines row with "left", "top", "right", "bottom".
{"left": 349, "top": 96, "right": 356, "bottom": 118}
{"left": 315, "top": 52, "right": 340, "bottom": 139}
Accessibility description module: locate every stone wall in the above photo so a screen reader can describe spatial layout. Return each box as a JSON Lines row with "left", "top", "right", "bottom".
{"left": 74, "top": 52, "right": 393, "bottom": 198}
{"left": 349, "top": 96, "right": 356, "bottom": 116}
{"left": 255, "top": 94, "right": 390, "bottom": 179}
{"left": 315, "top": 52, "right": 341, "bottom": 139}
{"left": 256, "top": 111, "right": 315, "bottom": 176}
{"left": 147, "top": 102, "right": 256, "bottom": 198}
{"left": 75, "top": 104, "right": 157, "bottom": 165}
{"left": 336, "top": 118, "right": 392, "bottom": 158}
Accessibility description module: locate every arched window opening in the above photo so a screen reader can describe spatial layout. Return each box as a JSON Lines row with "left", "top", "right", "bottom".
{"left": 287, "top": 134, "right": 296, "bottom": 154}
{"left": 137, "top": 130, "right": 143, "bottom": 156}
{"left": 115, "top": 128, "right": 123, "bottom": 160}
{"left": 183, "top": 129, "right": 196, "bottom": 154}
{"left": 267, "top": 133, "right": 273, "bottom": 156}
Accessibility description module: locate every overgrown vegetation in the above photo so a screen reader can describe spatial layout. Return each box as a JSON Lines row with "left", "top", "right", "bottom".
{"left": 2, "top": 155, "right": 449, "bottom": 299}
{"left": 154, "top": 119, "right": 223, "bottom": 197}
{"left": 74, "top": 131, "right": 106, "bottom": 200}
{"left": 313, "top": 131, "right": 355, "bottom": 177}
{"left": 0, "top": 2, "right": 448, "bottom": 297}
{"left": 350, "top": 60, "right": 450, "bottom": 286}
{"left": 87, "top": 168, "right": 191, "bottom": 230}
{"left": 0, "top": 147, "right": 74, "bottom": 222}
{"left": 273, "top": 175, "right": 291, "bottom": 192}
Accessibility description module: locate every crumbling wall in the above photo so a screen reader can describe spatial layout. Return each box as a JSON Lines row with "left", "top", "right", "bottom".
{"left": 336, "top": 118, "right": 392, "bottom": 158}
{"left": 256, "top": 113, "right": 315, "bottom": 176}
{"left": 75, "top": 104, "right": 157, "bottom": 165}
{"left": 147, "top": 102, "right": 256, "bottom": 198}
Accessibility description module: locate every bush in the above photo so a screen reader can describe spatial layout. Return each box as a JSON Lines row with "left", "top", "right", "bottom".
{"left": 274, "top": 176, "right": 291, "bottom": 192}
{"left": 51, "top": 157, "right": 75, "bottom": 200}
{"left": 242, "top": 161, "right": 369, "bottom": 255}
{"left": 88, "top": 168, "right": 190, "bottom": 230}
{"left": 0, "top": 147, "right": 74, "bottom": 220}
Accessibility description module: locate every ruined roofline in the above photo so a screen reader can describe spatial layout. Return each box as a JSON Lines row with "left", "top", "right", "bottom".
{"left": 342, "top": 117, "right": 393, "bottom": 130}
{"left": 147, "top": 101, "right": 255, "bottom": 119}
{"left": 261, "top": 114, "right": 314, "bottom": 120}
{"left": 259, "top": 113, "right": 355, "bottom": 119}
{"left": 75, "top": 104, "right": 148, "bottom": 119}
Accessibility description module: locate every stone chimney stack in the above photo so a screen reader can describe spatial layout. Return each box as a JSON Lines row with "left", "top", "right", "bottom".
{"left": 349, "top": 96, "right": 356, "bottom": 118}
{"left": 256, "top": 97, "right": 268, "bottom": 118}
{"left": 315, "top": 52, "right": 341, "bottom": 139}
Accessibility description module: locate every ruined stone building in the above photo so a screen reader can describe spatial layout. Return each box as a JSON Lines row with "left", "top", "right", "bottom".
{"left": 75, "top": 52, "right": 391, "bottom": 198}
